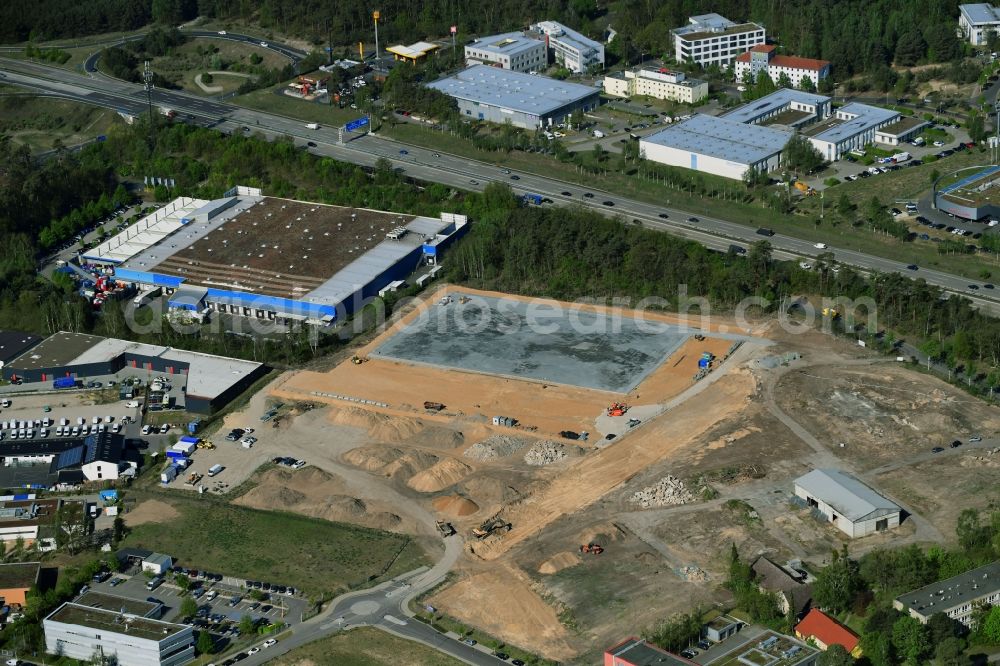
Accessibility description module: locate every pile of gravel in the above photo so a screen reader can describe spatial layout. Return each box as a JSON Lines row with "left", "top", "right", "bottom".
{"left": 464, "top": 435, "right": 527, "bottom": 461}
{"left": 523, "top": 440, "right": 568, "bottom": 466}
{"left": 629, "top": 475, "right": 695, "bottom": 508}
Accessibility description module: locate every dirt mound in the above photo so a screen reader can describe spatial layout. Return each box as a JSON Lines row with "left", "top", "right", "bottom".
{"left": 432, "top": 495, "right": 480, "bottom": 517}
{"left": 538, "top": 551, "right": 581, "bottom": 574}
{"left": 524, "top": 440, "right": 568, "bottom": 466}
{"left": 579, "top": 522, "right": 627, "bottom": 546}
{"left": 409, "top": 425, "right": 466, "bottom": 450}
{"left": 458, "top": 476, "right": 524, "bottom": 505}
{"left": 329, "top": 407, "right": 425, "bottom": 443}
{"left": 464, "top": 435, "right": 527, "bottom": 461}
{"left": 407, "top": 457, "right": 473, "bottom": 492}
{"left": 124, "top": 499, "right": 178, "bottom": 526}
{"left": 343, "top": 446, "right": 440, "bottom": 480}
{"left": 235, "top": 467, "right": 404, "bottom": 532}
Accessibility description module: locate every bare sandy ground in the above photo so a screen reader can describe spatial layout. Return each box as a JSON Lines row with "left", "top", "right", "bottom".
{"left": 124, "top": 499, "right": 178, "bottom": 526}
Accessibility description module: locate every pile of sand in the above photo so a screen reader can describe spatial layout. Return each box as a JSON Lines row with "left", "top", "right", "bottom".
{"left": 523, "top": 440, "right": 568, "bottom": 466}
{"left": 329, "top": 407, "right": 424, "bottom": 442}
{"left": 464, "top": 435, "right": 527, "bottom": 461}
{"left": 537, "top": 551, "right": 581, "bottom": 574}
{"left": 235, "top": 467, "right": 403, "bottom": 532}
{"left": 343, "top": 446, "right": 439, "bottom": 480}
{"left": 432, "top": 495, "right": 480, "bottom": 517}
{"left": 407, "top": 458, "right": 473, "bottom": 492}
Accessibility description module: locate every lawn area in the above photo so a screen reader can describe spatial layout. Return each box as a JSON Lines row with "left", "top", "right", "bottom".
{"left": 122, "top": 495, "right": 427, "bottom": 599}
{"left": 382, "top": 122, "right": 1000, "bottom": 280}
{"left": 234, "top": 86, "right": 364, "bottom": 127}
{"left": 151, "top": 38, "right": 287, "bottom": 96}
{"left": 271, "top": 627, "right": 463, "bottom": 666}
{"left": 0, "top": 96, "right": 123, "bottom": 152}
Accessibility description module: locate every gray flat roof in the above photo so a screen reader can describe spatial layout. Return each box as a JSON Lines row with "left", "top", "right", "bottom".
{"left": 427, "top": 64, "right": 599, "bottom": 117}
{"left": 961, "top": 3, "right": 1000, "bottom": 24}
{"left": 794, "top": 469, "right": 900, "bottom": 522}
{"left": 876, "top": 116, "right": 930, "bottom": 136}
{"left": 466, "top": 31, "right": 543, "bottom": 58}
{"left": 895, "top": 560, "right": 1000, "bottom": 614}
{"left": 46, "top": 602, "right": 189, "bottom": 641}
{"left": 721, "top": 88, "right": 830, "bottom": 124}
{"left": 641, "top": 114, "right": 791, "bottom": 166}
{"left": 8, "top": 332, "right": 105, "bottom": 370}
{"left": 0, "top": 331, "right": 43, "bottom": 365}
{"left": 76, "top": 591, "right": 160, "bottom": 617}
{"left": 608, "top": 638, "right": 692, "bottom": 666}
{"left": 809, "top": 103, "right": 899, "bottom": 144}
{"left": 69, "top": 338, "right": 262, "bottom": 399}
{"left": 533, "top": 21, "right": 603, "bottom": 53}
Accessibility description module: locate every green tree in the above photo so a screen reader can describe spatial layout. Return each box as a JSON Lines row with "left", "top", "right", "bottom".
{"left": 982, "top": 605, "right": 1000, "bottom": 644}
{"left": 196, "top": 629, "right": 214, "bottom": 654}
{"left": 836, "top": 193, "right": 855, "bottom": 218}
{"left": 783, "top": 134, "right": 825, "bottom": 174}
{"left": 968, "top": 113, "right": 986, "bottom": 144}
{"left": 892, "top": 615, "right": 931, "bottom": 665}
{"left": 813, "top": 548, "right": 863, "bottom": 613}
{"left": 174, "top": 573, "right": 190, "bottom": 591}
{"left": 112, "top": 515, "right": 127, "bottom": 543}
{"left": 817, "top": 644, "right": 854, "bottom": 666}
{"left": 894, "top": 30, "right": 926, "bottom": 66}
{"left": 777, "top": 72, "right": 794, "bottom": 89}
{"left": 179, "top": 596, "right": 198, "bottom": 620}
{"left": 239, "top": 614, "right": 255, "bottom": 635}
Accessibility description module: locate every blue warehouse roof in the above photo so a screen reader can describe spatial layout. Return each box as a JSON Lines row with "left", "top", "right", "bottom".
{"left": 961, "top": 3, "right": 1000, "bottom": 24}
{"left": 641, "top": 114, "right": 792, "bottom": 165}
{"left": 427, "top": 65, "right": 599, "bottom": 117}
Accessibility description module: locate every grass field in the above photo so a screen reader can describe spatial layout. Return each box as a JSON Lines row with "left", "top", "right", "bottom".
{"left": 0, "top": 96, "right": 122, "bottom": 152}
{"left": 123, "top": 495, "right": 427, "bottom": 598}
{"left": 382, "top": 122, "right": 1000, "bottom": 279}
{"left": 271, "top": 627, "right": 464, "bottom": 666}
{"left": 151, "top": 38, "right": 286, "bottom": 96}
{"left": 234, "top": 86, "right": 363, "bottom": 127}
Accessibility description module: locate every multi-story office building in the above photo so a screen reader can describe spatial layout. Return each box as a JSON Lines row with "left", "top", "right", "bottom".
{"left": 672, "top": 13, "right": 766, "bottom": 68}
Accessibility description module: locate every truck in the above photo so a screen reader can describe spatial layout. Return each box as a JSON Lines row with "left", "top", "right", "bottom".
{"left": 53, "top": 377, "right": 77, "bottom": 390}
{"left": 159, "top": 107, "right": 176, "bottom": 120}
{"left": 305, "top": 123, "right": 320, "bottom": 130}
{"left": 892, "top": 152, "right": 911, "bottom": 163}
{"left": 133, "top": 286, "right": 162, "bottom": 307}
{"left": 522, "top": 193, "right": 543, "bottom": 205}
{"left": 160, "top": 465, "right": 178, "bottom": 484}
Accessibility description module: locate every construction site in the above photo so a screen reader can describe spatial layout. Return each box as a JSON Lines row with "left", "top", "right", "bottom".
{"left": 208, "top": 286, "right": 1000, "bottom": 663}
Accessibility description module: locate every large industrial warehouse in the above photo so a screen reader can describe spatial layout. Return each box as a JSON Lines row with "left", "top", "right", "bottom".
{"left": 83, "top": 187, "right": 468, "bottom": 326}
{"left": 639, "top": 114, "right": 792, "bottom": 180}
{"left": 426, "top": 64, "right": 601, "bottom": 129}
{"left": 5, "top": 331, "right": 265, "bottom": 413}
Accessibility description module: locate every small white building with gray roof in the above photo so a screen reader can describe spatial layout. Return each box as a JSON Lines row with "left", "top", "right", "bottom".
{"left": 639, "top": 114, "right": 792, "bottom": 180}
{"left": 794, "top": 468, "right": 901, "bottom": 538}
{"left": 426, "top": 64, "right": 601, "bottom": 129}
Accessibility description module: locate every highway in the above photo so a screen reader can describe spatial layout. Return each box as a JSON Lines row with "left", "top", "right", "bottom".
{"left": 2, "top": 56, "right": 1000, "bottom": 316}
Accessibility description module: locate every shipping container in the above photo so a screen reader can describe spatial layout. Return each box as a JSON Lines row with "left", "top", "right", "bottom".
{"left": 53, "top": 377, "right": 77, "bottom": 389}
{"left": 172, "top": 441, "right": 196, "bottom": 455}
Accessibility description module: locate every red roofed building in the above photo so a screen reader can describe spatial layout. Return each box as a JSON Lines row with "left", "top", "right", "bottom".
{"left": 794, "top": 609, "right": 862, "bottom": 657}
{"left": 735, "top": 44, "right": 830, "bottom": 89}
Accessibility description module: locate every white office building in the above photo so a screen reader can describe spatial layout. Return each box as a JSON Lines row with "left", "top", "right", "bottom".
{"left": 464, "top": 31, "right": 547, "bottom": 72}
{"left": 531, "top": 21, "right": 605, "bottom": 73}
{"left": 894, "top": 560, "right": 1000, "bottom": 626}
{"left": 734, "top": 44, "right": 831, "bottom": 88}
{"left": 672, "top": 13, "right": 766, "bottom": 68}
{"left": 805, "top": 103, "right": 901, "bottom": 162}
{"left": 45, "top": 602, "right": 195, "bottom": 666}
{"left": 959, "top": 4, "right": 1000, "bottom": 45}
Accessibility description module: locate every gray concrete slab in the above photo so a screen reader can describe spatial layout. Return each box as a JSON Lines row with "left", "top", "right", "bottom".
{"left": 372, "top": 293, "right": 692, "bottom": 393}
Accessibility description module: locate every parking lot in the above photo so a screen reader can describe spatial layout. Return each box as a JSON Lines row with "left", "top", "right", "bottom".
{"left": 0, "top": 391, "right": 142, "bottom": 442}
{"left": 82, "top": 564, "right": 307, "bottom": 646}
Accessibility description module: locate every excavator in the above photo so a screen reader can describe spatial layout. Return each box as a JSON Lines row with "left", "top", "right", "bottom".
{"left": 351, "top": 355, "right": 367, "bottom": 365}
{"left": 607, "top": 402, "right": 628, "bottom": 417}
{"left": 472, "top": 515, "right": 512, "bottom": 540}
{"left": 580, "top": 543, "right": 604, "bottom": 555}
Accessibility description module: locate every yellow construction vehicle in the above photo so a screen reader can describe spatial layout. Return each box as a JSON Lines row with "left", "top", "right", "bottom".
{"left": 472, "top": 515, "right": 512, "bottom": 540}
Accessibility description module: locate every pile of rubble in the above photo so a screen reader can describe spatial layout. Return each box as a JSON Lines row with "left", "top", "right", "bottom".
{"left": 523, "top": 440, "right": 568, "bottom": 466}
{"left": 464, "top": 435, "right": 527, "bottom": 461}
{"left": 679, "top": 565, "right": 708, "bottom": 582}
{"left": 629, "top": 475, "right": 695, "bottom": 508}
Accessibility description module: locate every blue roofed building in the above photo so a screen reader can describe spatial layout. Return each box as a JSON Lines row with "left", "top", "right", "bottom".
{"left": 427, "top": 64, "right": 601, "bottom": 128}
{"left": 80, "top": 186, "right": 469, "bottom": 327}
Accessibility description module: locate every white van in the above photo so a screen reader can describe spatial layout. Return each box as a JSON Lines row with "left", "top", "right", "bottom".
{"left": 592, "top": 129, "right": 605, "bottom": 138}
{"left": 208, "top": 464, "right": 224, "bottom": 477}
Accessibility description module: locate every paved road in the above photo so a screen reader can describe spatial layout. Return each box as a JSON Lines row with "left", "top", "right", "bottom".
{"left": 2, "top": 57, "right": 1000, "bottom": 316}
{"left": 222, "top": 535, "right": 509, "bottom": 666}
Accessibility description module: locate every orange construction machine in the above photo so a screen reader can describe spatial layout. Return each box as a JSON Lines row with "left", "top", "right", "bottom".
{"left": 580, "top": 543, "right": 604, "bottom": 555}
{"left": 607, "top": 402, "right": 628, "bottom": 417}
